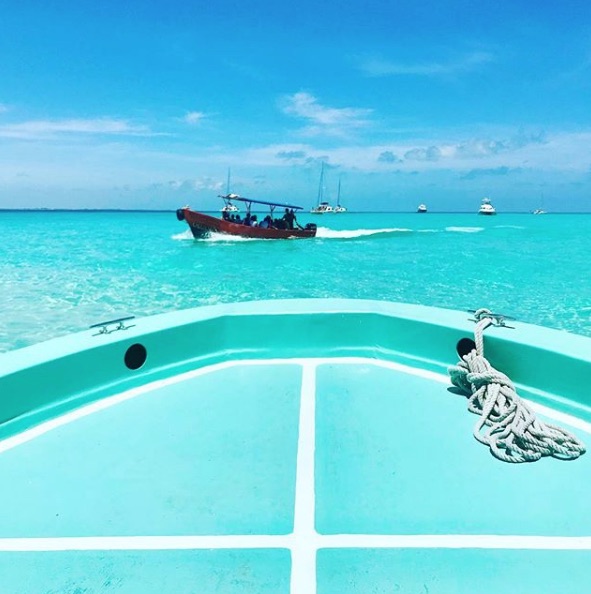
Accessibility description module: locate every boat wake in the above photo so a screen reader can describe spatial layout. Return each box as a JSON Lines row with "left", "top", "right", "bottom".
{"left": 172, "top": 227, "right": 414, "bottom": 242}
{"left": 315, "top": 226, "right": 413, "bottom": 239}
{"left": 172, "top": 230, "right": 258, "bottom": 242}
{"left": 445, "top": 226, "right": 485, "bottom": 233}
{"left": 171, "top": 230, "right": 194, "bottom": 240}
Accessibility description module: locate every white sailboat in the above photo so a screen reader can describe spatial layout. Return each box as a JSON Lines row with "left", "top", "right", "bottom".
{"left": 311, "top": 162, "right": 334, "bottom": 214}
{"left": 334, "top": 178, "right": 347, "bottom": 213}
{"left": 532, "top": 192, "right": 547, "bottom": 214}
{"left": 220, "top": 168, "right": 240, "bottom": 213}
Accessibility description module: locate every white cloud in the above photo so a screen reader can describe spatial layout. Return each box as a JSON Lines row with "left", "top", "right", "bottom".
{"left": 165, "top": 177, "right": 223, "bottom": 192}
{"left": 234, "top": 129, "right": 591, "bottom": 174}
{"left": 184, "top": 111, "right": 206, "bottom": 124}
{"left": 359, "top": 51, "right": 494, "bottom": 77}
{"left": 281, "top": 92, "right": 372, "bottom": 137}
{"left": 0, "top": 118, "right": 151, "bottom": 139}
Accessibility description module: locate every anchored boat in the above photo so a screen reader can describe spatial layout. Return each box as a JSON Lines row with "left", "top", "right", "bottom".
{"left": 177, "top": 195, "right": 317, "bottom": 239}
{"left": 478, "top": 197, "right": 497, "bottom": 215}
{"left": 0, "top": 299, "right": 590, "bottom": 593}
{"left": 311, "top": 162, "right": 334, "bottom": 214}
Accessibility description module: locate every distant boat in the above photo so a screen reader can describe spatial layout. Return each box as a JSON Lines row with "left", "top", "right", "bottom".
{"left": 334, "top": 178, "right": 347, "bottom": 213}
{"left": 311, "top": 162, "right": 334, "bottom": 214}
{"left": 478, "top": 197, "right": 496, "bottom": 215}
{"left": 220, "top": 193, "right": 241, "bottom": 213}
{"left": 417, "top": 204, "right": 427, "bottom": 213}
{"left": 220, "top": 169, "right": 240, "bottom": 213}
{"left": 532, "top": 192, "right": 547, "bottom": 214}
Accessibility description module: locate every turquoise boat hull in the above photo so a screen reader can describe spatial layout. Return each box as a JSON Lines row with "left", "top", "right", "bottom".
{"left": 0, "top": 299, "right": 590, "bottom": 593}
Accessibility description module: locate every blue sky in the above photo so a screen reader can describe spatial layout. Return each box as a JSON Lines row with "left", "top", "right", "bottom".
{"left": 1, "top": 0, "right": 590, "bottom": 212}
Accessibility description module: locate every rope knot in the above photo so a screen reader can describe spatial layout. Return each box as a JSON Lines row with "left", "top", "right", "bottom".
{"left": 449, "top": 309, "right": 585, "bottom": 463}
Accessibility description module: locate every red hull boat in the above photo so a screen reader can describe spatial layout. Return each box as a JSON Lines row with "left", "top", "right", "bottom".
{"left": 176, "top": 195, "right": 317, "bottom": 239}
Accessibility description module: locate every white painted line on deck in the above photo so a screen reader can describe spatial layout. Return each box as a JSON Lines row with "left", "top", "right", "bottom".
{"left": 1, "top": 534, "right": 591, "bottom": 552}
{"left": 291, "top": 363, "right": 318, "bottom": 594}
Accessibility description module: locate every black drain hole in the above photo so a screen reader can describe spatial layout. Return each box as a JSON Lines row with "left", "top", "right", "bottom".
{"left": 124, "top": 343, "right": 147, "bottom": 370}
{"left": 456, "top": 337, "right": 476, "bottom": 358}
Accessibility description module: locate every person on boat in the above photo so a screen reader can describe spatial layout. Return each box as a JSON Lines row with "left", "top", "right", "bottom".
{"left": 222, "top": 211, "right": 230, "bottom": 221}
{"left": 283, "top": 208, "right": 296, "bottom": 230}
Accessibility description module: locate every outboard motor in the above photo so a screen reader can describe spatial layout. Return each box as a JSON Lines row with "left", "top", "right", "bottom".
{"left": 305, "top": 223, "right": 317, "bottom": 231}
{"left": 176, "top": 208, "right": 185, "bottom": 221}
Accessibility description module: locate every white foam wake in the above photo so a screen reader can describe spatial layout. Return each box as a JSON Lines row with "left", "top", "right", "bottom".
{"left": 445, "top": 226, "right": 485, "bottom": 233}
{"left": 315, "top": 227, "right": 413, "bottom": 239}
{"left": 171, "top": 230, "right": 194, "bottom": 240}
{"left": 171, "top": 230, "right": 259, "bottom": 242}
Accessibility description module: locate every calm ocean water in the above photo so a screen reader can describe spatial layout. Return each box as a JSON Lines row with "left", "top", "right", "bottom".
{"left": 1, "top": 210, "right": 591, "bottom": 353}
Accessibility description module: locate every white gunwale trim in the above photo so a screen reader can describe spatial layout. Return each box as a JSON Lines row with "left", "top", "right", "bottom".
{"left": 0, "top": 357, "right": 589, "bottom": 457}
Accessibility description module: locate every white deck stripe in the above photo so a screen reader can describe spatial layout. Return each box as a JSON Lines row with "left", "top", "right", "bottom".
{"left": 291, "top": 363, "right": 318, "bottom": 594}
{"left": 1, "top": 534, "right": 591, "bottom": 552}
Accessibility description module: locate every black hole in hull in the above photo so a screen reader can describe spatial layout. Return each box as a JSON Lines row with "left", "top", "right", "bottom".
{"left": 125, "top": 343, "right": 147, "bottom": 370}
{"left": 456, "top": 337, "right": 476, "bottom": 358}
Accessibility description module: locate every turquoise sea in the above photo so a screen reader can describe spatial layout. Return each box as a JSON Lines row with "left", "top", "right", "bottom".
{"left": 1, "top": 210, "right": 591, "bottom": 353}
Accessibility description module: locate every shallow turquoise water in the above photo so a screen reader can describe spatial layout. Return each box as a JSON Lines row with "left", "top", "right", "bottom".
{"left": 1, "top": 211, "right": 590, "bottom": 352}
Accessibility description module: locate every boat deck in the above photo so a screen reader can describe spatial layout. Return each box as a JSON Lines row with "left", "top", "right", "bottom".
{"left": 1, "top": 355, "right": 590, "bottom": 593}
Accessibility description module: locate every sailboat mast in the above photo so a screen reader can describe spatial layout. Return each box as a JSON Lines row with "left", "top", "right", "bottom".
{"left": 226, "top": 168, "right": 231, "bottom": 195}
{"left": 337, "top": 177, "right": 341, "bottom": 207}
{"left": 316, "top": 162, "right": 325, "bottom": 206}
{"left": 318, "top": 161, "right": 324, "bottom": 206}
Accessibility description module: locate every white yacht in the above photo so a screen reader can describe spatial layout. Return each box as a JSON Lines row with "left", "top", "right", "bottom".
{"left": 417, "top": 204, "right": 427, "bottom": 213}
{"left": 478, "top": 197, "right": 496, "bottom": 215}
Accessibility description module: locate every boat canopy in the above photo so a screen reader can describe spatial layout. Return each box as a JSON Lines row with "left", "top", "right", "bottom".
{"left": 218, "top": 194, "right": 304, "bottom": 211}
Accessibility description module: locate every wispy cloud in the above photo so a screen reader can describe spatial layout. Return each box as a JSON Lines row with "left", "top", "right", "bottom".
{"left": 359, "top": 51, "right": 494, "bottom": 77}
{"left": 404, "top": 146, "right": 442, "bottom": 161}
{"left": 281, "top": 92, "right": 373, "bottom": 137}
{"left": 0, "top": 118, "right": 152, "bottom": 139}
{"left": 276, "top": 150, "right": 307, "bottom": 160}
{"left": 183, "top": 111, "right": 206, "bottom": 125}
{"left": 377, "top": 151, "right": 402, "bottom": 164}
{"left": 164, "top": 176, "right": 223, "bottom": 192}
{"left": 461, "top": 166, "right": 523, "bottom": 180}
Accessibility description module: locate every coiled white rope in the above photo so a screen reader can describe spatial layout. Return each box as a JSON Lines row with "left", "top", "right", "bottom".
{"left": 448, "top": 308, "right": 586, "bottom": 463}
